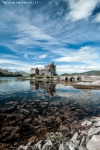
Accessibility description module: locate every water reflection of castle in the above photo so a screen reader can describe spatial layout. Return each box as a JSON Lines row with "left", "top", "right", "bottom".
{"left": 30, "top": 82, "right": 56, "bottom": 96}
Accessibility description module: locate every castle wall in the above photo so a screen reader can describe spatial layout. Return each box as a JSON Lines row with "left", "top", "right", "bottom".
{"left": 44, "top": 63, "right": 56, "bottom": 76}
{"left": 36, "top": 68, "right": 39, "bottom": 74}
{"left": 30, "top": 63, "right": 56, "bottom": 76}
{"left": 30, "top": 68, "right": 39, "bottom": 75}
{"left": 45, "top": 71, "right": 52, "bottom": 76}
{"left": 30, "top": 69, "right": 36, "bottom": 74}
{"left": 39, "top": 69, "right": 44, "bottom": 75}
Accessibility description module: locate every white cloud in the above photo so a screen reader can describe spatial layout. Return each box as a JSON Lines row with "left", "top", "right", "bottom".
{"left": 67, "top": 0, "right": 100, "bottom": 21}
{"left": 38, "top": 54, "right": 47, "bottom": 59}
{"left": 0, "top": 54, "right": 18, "bottom": 58}
{"left": 15, "top": 22, "right": 55, "bottom": 46}
{"left": 1, "top": 0, "right": 100, "bottom": 75}
{"left": 0, "top": 58, "right": 44, "bottom": 72}
{"left": 57, "top": 65, "right": 100, "bottom": 74}
{"left": 94, "top": 13, "right": 100, "bottom": 22}
{"left": 33, "top": 54, "right": 47, "bottom": 60}
{"left": 23, "top": 53, "right": 28, "bottom": 58}
{"left": 54, "top": 46, "right": 99, "bottom": 62}
{"left": 0, "top": 0, "right": 100, "bottom": 54}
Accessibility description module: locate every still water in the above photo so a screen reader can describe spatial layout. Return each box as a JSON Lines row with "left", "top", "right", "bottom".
{"left": 0, "top": 77, "right": 100, "bottom": 117}
{"left": 1, "top": 77, "right": 100, "bottom": 147}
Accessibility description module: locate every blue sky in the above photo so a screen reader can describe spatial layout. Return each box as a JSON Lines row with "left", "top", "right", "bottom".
{"left": 0, "top": 0, "right": 100, "bottom": 74}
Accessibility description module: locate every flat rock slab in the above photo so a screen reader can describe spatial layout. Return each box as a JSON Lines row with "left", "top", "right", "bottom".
{"left": 93, "top": 121, "right": 100, "bottom": 127}
{"left": 86, "top": 135, "right": 100, "bottom": 150}
{"left": 78, "top": 147, "right": 87, "bottom": 150}
{"left": 70, "top": 132, "right": 79, "bottom": 142}
{"left": 91, "top": 117, "right": 100, "bottom": 122}
{"left": 88, "top": 127, "right": 100, "bottom": 137}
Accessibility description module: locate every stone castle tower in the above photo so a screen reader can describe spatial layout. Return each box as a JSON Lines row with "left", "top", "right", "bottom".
{"left": 30, "top": 62, "right": 56, "bottom": 76}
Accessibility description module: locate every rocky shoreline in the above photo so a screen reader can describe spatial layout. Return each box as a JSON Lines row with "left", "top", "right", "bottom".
{"left": 1, "top": 96, "right": 99, "bottom": 150}
{"left": 18, "top": 117, "right": 100, "bottom": 150}
{"left": 17, "top": 77, "right": 59, "bottom": 82}
{"left": 74, "top": 80, "right": 100, "bottom": 89}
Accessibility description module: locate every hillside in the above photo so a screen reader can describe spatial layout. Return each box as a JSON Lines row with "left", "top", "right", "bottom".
{"left": 61, "top": 70, "right": 100, "bottom": 76}
{"left": 81, "top": 70, "right": 100, "bottom": 76}
{"left": 0, "top": 69, "right": 23, "bottom": 77}
{"left": 14, "top": 71, "right": 30, "bottom": 77}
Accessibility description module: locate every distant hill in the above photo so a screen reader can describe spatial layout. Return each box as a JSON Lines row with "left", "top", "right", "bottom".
{"left": 14, "top": 71, "right": 30, "bottom": 77}
{"left": 71, "top": 70, "right": 100, "bottom": 76}
{"left": 81, "top": 70, "right": 100, "bottom": 76}
{"left": 1, "top": 69, "right": 100, "bottom": 77}
{"left": 61, "top": 70, "right": 100, "bottom": 76}
{"left": 0, "top": 69, "right": 23, "bottom": 77}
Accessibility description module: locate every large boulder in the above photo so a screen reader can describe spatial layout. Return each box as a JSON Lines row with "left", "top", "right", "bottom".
{"left": 86, "top": 135, "right": 100, "bottom": 150}
{"left": 88, "top": 127, "right": 100, "bottom": 137}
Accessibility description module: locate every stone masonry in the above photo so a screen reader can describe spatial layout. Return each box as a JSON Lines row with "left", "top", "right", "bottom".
{"left": 30, "top": 62, "right": 56, "bottom": 76}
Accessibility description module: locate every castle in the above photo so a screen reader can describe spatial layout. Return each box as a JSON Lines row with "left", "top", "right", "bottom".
{"left": 30, "top": 62, "right": 56, "bottom": 76}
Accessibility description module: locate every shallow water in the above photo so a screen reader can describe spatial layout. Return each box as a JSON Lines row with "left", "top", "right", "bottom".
{"left": 0, "top": 77, "right": 100, "bottom": 117}
{"left": 1, "top": 77, "right": 100, "bottom": 148}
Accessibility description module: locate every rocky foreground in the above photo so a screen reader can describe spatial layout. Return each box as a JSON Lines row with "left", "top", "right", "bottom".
{"left": 18, "top": 117, "right": 100, "bottom": 150}
{"left": 0, "top": 94, "right": 100, "bottom": 149}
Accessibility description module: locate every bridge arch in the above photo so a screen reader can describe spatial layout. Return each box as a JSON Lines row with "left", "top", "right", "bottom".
{"left": 65, "top": 77, "right": 68, "bottom": 82}
{"left": 70, "top": 77, "right": 75, "bottom": 82}
{"left": 59, "top": 75, "right": 83, "bottom": 82}
{"left": 77, "top": 77, "right": 82, "bottom": 81}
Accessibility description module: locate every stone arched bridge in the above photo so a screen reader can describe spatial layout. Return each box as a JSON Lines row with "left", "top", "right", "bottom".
{"left": 59, "top": 75, "right": 100, "bottom": 82}
{"left": 59, "top": 75, "right": 88, "bottom": 82}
